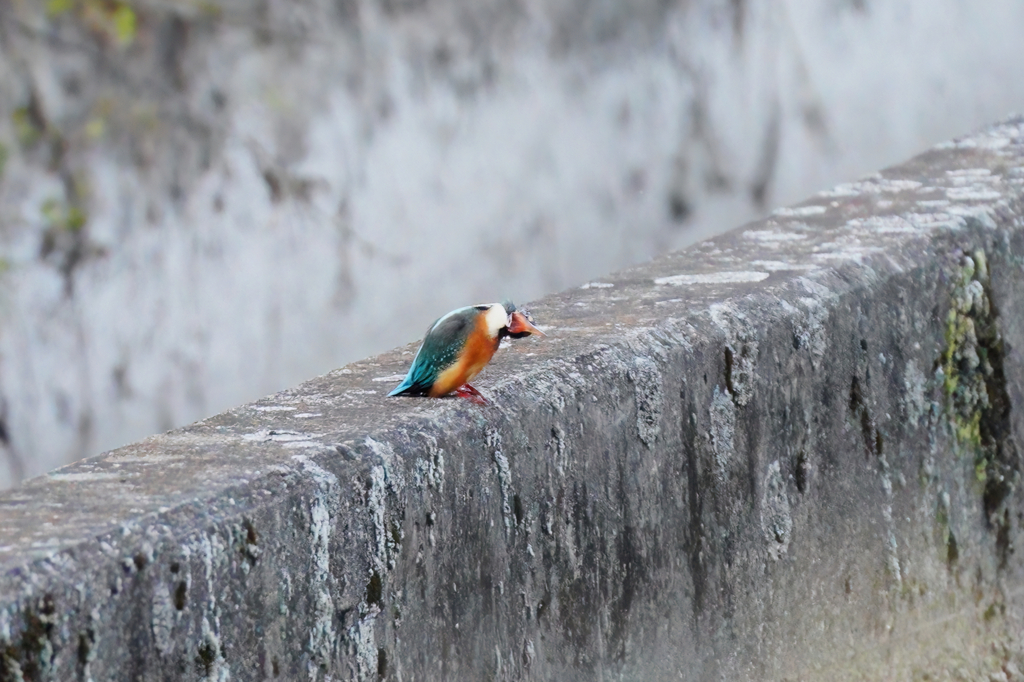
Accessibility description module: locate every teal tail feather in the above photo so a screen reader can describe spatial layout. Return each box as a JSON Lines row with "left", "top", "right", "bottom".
{"left": 388, "top": 377, "right": 413, "bottom": 396}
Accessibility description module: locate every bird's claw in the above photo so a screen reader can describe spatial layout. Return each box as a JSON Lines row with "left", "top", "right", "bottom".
{"left": 455, "top": 384, "right": 489, "bottom": 406}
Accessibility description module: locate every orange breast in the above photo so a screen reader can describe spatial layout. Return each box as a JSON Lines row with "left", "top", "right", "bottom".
{"left": 428, "top": 314, "right": 500, "bottom": 397}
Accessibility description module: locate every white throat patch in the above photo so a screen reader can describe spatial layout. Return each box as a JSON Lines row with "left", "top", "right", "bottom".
{"left": 482, "top": 304, "right": 508, "bottom": 338}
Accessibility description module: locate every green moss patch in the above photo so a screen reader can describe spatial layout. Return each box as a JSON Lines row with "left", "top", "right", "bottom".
{"left": 940, "top": 248, "right": 1019, "bottom": 564}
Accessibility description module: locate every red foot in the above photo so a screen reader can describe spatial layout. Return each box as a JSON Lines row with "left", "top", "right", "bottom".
{"left": 454, "top": 384, "right": 489, "bottom": 406}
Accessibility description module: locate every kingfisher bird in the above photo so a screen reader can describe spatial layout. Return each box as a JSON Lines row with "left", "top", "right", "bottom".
{"left": 389, "top": 301, "right": 543, "bottom": 405}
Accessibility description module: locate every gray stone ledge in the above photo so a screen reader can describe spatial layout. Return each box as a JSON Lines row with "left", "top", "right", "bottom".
{"left": 2, "top": 119, "right": 1024, "bottom": 680}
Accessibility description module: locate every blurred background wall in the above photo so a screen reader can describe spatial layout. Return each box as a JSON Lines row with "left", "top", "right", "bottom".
{"left": 0, "top": 0, "right": 1021, "bottom": 485}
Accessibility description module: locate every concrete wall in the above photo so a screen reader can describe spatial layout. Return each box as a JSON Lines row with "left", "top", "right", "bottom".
{"left": 0, "top": 120, "right": 1022, "bottom": 679}
{"left": 2, "top": 0, "right": 1024, "bottom": 484}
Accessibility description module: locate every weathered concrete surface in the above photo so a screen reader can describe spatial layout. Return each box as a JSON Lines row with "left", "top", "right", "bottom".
{"left": 2, "top": 120, "right": 1024, "bottom": 680}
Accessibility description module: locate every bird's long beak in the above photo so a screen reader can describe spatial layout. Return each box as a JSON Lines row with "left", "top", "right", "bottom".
{"left": 508, "top": 311, "right": 545, "bottom": 337}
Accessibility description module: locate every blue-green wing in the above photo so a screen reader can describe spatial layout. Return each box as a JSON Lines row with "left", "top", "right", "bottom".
{"left": 389, "top": 307, "right": 478, "bottom": 396}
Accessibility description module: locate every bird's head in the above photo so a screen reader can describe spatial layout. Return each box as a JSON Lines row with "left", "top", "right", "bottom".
{"left": 500, "top": 300, "right": 544, "bottom": 339}
{"left": 477, "top": 301, "right": 545, "bottom": 339}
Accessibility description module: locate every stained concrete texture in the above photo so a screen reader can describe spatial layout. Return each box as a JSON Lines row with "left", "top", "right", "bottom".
{"left": 3, "top": 0, "right": 1024, "bottom": 485}
{"left": 0, "top": 120, "right": 1023, "bottom": 679}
